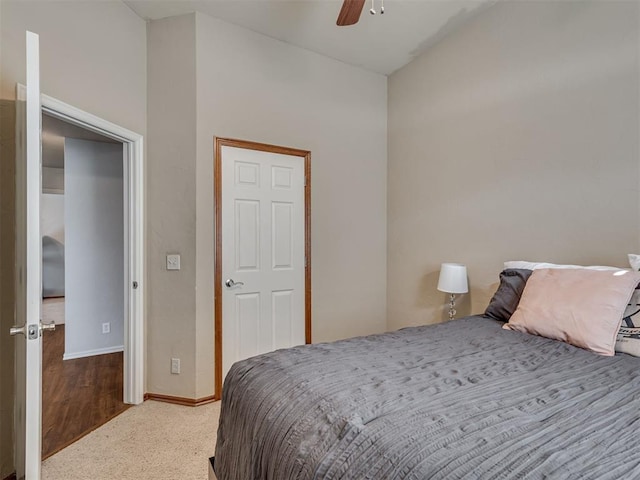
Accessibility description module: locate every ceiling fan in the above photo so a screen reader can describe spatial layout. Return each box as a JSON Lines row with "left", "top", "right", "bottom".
{"left": 337, "top": 0, "right": 384, "bottom": 26}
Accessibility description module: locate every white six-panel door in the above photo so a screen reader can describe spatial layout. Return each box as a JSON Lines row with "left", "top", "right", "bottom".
{"left": 220, "top": 145, "right": 306, "bottom": 380}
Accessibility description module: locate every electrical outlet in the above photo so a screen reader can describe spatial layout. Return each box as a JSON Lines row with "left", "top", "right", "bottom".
{"left": 171, "top": 358, "right": 181, "bottom": 374}
{"left": 102, "top": 322, "right": 110, "bottom": 334}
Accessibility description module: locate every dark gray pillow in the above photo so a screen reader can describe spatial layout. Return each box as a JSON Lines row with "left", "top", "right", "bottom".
{"left": 484, "top": 268, "right": 533, "bottom": 322}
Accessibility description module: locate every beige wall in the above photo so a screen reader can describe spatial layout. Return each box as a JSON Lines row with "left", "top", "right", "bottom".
{"left": 0, "top": 1, "right": 146, "bottom": 132}
{"left": 0, "top": 2, "right": 146, "bottom": 475}
{"left": 387, "top": 1, "right": 640, "bottom": 330}
{"left": 146, "top": 14, "right": 200, "bottom": 398}
{"left": 146, "top": 13, "right": 388, "bottom": 399}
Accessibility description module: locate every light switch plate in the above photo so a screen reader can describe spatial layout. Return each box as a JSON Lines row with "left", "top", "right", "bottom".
{"left": 166, "top": 254, "right": 180, "bottom": 271}
{"left": 171, "top": 358, "right": 180, "bottom": 374}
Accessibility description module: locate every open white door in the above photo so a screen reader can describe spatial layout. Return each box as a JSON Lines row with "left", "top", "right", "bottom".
{"left": 12, "top": 31, "right": 52, "bottom": 480}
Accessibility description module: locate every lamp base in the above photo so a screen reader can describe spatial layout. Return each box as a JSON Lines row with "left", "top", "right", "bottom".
{"left": 448, "top": 293, "right": 457, "bottom": 321}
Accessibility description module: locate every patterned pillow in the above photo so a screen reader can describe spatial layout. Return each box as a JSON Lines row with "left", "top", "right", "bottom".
{"left": 621, "top": 287, "right": 640, "bottom": 328}
{"left": 619, "top": 254, "right": 640, "bottom": 355}
{"left": 616, "top": 276, "right": 640, "bottom": 357}
{"left": 616, "top": 327, "right": 640, "bottom": 357}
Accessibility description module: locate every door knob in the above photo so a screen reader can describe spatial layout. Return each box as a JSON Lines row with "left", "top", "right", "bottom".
{"left": 9, "top": 325, "right": 25, "bottom": 337}
{"left": 40, "top": 321, "right": 56, "bottom": 334}
{"left": 10, "top": 324, "right": 38, "bottom": 339}
{"left": 225, "top": 279, "right": 244, "bottom": 288}
{"left": 9, "top": 320, "right": 55, "bottom": 338}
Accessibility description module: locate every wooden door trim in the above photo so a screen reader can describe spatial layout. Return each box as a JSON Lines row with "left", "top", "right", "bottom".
{"left": 214, "top": 137, "right": 311, "bottom": 400}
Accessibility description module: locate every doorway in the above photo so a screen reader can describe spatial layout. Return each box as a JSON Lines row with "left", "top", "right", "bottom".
{"left": 40, "top": 113, "right": 128, "bottom": 458}
{"left": 36, "top": 93, "right": 144, "bottom": 461}
{"left": 214, "top": 137, "right": 311, "bottom": 399}
{"left": 38, "top": 92, "right": 145, "bottom": 409}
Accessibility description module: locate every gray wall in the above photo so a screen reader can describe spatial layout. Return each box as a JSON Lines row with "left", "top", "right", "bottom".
{"left": 147, "top": 13, "right": 388, "bottom": 399}
{"left": 0, "top": 2, "right": 146, "bottom": 476}
{"left": 387, "top": 1, "right": 640, "bottom": 330}
{"left": 64, "top": 139, "right": 124, "bottom": 359}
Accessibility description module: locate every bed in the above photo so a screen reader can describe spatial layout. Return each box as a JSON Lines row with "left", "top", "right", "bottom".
{"left": 213, "top": 266, "right": 640, "bottom": 479}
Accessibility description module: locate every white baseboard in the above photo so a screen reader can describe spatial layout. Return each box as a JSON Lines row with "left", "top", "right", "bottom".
{"left": 63, "top": 345, "right": 124, "bottom": 361}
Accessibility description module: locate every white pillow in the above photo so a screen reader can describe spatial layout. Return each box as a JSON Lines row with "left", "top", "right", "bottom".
{"left": 628, "top": 254, "right": 640, "bottom": 271}
{"left": 504, "top": 260, "right": 624, "bottom": 271}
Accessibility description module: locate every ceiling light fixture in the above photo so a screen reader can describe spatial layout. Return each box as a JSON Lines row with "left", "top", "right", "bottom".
{"left": 369, "top": 0, "right": 385, "bottom": 15}
{"left": 337, "top": 0, "right": 386, "bottom": 26}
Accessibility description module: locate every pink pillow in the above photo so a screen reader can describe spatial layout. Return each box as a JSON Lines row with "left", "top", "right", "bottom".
{"left": 503, "top": 268, "right": 640, "bottom": 356}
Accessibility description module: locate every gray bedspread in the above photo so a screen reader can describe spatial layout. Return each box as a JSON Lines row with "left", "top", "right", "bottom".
{"left": 215, "top": 316, "right": 640, "bottom": 479}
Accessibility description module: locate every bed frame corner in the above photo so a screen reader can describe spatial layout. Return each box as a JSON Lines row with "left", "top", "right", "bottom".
{"left": 208, "top": 457, "right": 218, "bottom": 480}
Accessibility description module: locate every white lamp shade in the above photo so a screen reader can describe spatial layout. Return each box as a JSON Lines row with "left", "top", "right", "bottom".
{"left": 437, "top": 263, "right": 468, "bottom": 294}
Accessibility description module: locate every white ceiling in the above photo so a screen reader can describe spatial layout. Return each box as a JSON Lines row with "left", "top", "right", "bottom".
{"left": 125, "top": 0, "right": 496, "bottom": 75}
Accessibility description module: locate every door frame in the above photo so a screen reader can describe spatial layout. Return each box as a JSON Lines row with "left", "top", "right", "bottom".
{"left": 37, "top": 91, "right": 145, "bottom": 405}
{"left": 213, "top": 137, "right": 311, "bottom": 400}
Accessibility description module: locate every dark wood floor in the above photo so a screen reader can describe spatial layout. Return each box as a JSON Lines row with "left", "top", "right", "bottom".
{"left": 42, "top": 324, "right": 130, "bottom": 459}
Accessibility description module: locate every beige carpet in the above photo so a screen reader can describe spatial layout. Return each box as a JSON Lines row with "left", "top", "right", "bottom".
{"left": 42, "top": 400, "right": 220, "bottom": 480}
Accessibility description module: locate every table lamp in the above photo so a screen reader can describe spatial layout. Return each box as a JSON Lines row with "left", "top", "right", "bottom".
{"left": 437, "top": 263, "right": 468, "bottom": 320}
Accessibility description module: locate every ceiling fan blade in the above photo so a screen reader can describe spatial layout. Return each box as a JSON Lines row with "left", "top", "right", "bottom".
{"left": 337, "top": 0, "right": 366, "bottom": 26}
